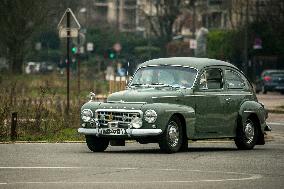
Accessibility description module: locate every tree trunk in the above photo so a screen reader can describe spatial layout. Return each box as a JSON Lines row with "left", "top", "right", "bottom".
{"left": 9, "top": 42, "right": 24, "bottom": 74}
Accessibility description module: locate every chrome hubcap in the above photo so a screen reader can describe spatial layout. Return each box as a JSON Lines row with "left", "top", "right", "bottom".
{"left": 168, "top": 121, "right": 179, "bottom": 147}
{"left": 244, "top": 120, "right": 254, "bottom": 143}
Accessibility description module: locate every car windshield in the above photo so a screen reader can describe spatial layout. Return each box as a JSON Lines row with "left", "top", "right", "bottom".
{"left": 130, "top": 66, "right": 197, "bottom": 88}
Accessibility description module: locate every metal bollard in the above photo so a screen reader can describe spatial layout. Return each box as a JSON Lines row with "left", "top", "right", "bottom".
{"left": 11, "top": 112, "right": 17, "bottom": 141}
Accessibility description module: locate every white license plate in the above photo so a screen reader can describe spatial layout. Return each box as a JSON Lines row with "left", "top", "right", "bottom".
{"left": 100, "top": 128, "right": 127, "bottom": 135}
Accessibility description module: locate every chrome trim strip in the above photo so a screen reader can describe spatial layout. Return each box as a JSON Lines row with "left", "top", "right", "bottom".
{"left": 170, "top": 64, "right": 182, "bottom": 67}
{"left": 95, "top": 109, "right": 143, "bottom": 115}
{"left": 184, "top": 94, "right": 204, "bottom": 97}
{"left": 107, "top": 101, "right": 147, "bottom": 104}
{"left": 244, "top": 110, "right": 256, "bottom": 113}
{"left": 165, "top": 110, "right": 195, "bottom": 114}
{"left": 151, "top": 96, "right": 178, "bottom": 99}
{"left": 161, "top": 95, "right": 178, "bottom": 98}
{"left": 185, "top": 93, "right": 253, "bottom": 97}
{"left": 78, "top": 128, "right": 162, "bottom": 137}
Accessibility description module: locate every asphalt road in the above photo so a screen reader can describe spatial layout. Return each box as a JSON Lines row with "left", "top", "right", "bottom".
{"left": 0, "top": 121, "right": 284, "bottom": 189}
{"left": 0, "top": 93, "right": 283, "bottom": 189}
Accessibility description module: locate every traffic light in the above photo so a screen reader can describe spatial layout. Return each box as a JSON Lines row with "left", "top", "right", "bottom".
{"left": 71, "top": 46, "right": 77, "bottom": 54}
{"left": 107, "top": 49, "right": 116, "bottom": 59}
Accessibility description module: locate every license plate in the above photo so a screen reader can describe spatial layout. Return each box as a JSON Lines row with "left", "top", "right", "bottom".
{"left": 101, "top": 128, "right": 127, "bottom": 135}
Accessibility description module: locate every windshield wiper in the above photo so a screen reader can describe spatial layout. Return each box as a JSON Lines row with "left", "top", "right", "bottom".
{"left": 150, "top": 82, "right": 171, "bottom": 86}
{"left": 130, "top": 83, "right": 186, "bottom": 89}
{"left": 150, "top": 83, "right": 186, "bottom": 89}
{"left": 129, "top": 83, "right": 150, "bottom": 88}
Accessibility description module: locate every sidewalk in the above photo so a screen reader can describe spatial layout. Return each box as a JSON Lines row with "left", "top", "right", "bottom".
{"left": 257, "top": 94, "right": 284, "bottom": 123}
{"left": 267, "top": 113, "right": 284, "bottom": 123}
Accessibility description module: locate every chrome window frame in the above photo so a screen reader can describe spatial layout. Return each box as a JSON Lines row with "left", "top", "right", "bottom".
{"left": 197, "top": 67, "right": 224, "bottom": 91}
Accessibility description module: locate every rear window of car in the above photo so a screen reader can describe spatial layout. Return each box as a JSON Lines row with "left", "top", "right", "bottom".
{"left": 225, "top": 69, "right": 250, "bottom": 90}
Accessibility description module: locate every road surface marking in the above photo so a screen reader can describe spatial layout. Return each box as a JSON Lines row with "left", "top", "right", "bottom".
{"left": 0, "top": 167, "right": 262, "bottom": 185}
{"left": 0, "top": 167, "right": 82, "bottom": 169}
{"left": 267, "top": 122, "right": 284, "bottom": 126}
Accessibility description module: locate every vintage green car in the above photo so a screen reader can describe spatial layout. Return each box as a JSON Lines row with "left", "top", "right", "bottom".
{"left": 78, "top": 57, "right": 269, "bottom": 153}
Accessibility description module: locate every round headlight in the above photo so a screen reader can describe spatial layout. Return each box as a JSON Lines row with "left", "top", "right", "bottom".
{"left": 144, "top": 109, "right": 157, "bottom": 123}
{"left": 81, "top": 109, "right": 93, "bottom": 122}
{"left": 130, "top": 117, "right": 142, "bottom": 128}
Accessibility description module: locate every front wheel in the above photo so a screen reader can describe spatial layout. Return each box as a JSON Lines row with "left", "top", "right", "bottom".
{"left": 262, "top": 86, "right": 267, "bottom": 94}
{"left": 235, "top": 118, "right": 258, "bottom": 150}
{"left": 159, "top": 116, "right": 183, "bottom": 153}
{"left": 85, "top": 135, "right": 109, "bottom": 152}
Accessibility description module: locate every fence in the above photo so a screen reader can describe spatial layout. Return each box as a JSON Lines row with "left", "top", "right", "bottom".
{"left": 108, "top": 76, "right": 129, "bottom": 94}
{"left": 0, "top": 75, "right": 130, "bottom": 141}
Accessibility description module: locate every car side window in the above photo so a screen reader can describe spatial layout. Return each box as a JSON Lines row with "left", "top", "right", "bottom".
{"left": 199, "top": 68, "right": 223, "bottom": 90}
{"left": 225, "top": 70, "right": 246, "bottom": 89}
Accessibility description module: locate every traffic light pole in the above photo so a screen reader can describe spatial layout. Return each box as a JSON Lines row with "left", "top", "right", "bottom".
{"left": 66, "top": 11, "right": 70, "bottom": 114}
{"left": 77, "top": 36, "right": 80, "bottom": 99}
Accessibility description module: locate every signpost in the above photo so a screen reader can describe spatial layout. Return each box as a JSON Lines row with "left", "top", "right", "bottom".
{"left": 58, "top": 8, "right": 81, "bottom": 114}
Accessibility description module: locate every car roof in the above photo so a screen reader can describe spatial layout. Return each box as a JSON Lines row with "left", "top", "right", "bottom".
{"left": 262, "top": 69, "right": 284, "bottom": 74}
{"left": 139, "top": 57, "right": 237, "bottom": 71}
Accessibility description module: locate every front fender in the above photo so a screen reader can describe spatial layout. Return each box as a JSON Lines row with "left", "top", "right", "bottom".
{"left": 81, "top": 100, "right": 102, "bottom": 112}
{"left": 141, "top": 103, "right": 195, "bottom": 138}
{"left": 238, "top": 101, "right": 267, "bottom": 133}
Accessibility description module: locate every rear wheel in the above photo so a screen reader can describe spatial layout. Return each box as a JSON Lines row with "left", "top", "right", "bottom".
{"left": 85, "top": 135, "right": 109, "bottom": 152}
{"left": 159, "top": 116, "right": 183, "bottom": 153}
{"left": 235, "top": 118, "right": 258, "bottom": 150}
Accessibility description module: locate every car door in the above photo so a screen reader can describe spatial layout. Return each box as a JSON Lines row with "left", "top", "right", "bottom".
{"left": 222, "top": 68, "right": 253, "bottom": 136}
{"left": 193, "top": 67, "right": 226, "bottom": 138}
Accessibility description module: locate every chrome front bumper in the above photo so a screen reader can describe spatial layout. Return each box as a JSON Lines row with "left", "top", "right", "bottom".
{"left": 78, "top": 128, "right": 162, "bottom": 137}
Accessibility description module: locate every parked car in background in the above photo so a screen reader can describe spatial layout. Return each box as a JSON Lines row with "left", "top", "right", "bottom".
{"left": 78, "top": 57, "right": 269, "bottom": 153}
{"left": 25, "top": 62, "right": 40, "bottom": 74}
{"left": 25, "top": 62, "right": 54, "bottom": 74}
{"left": 256, "top": 70, "right": 284, "bottom": 94}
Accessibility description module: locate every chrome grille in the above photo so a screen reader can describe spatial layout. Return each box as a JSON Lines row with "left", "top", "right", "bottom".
{"left": 95, "top": 109, "right": 142, "bottom": 127}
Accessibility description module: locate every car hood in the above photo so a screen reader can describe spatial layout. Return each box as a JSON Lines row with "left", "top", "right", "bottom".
{"left": 107, "top": 88, "right": 184, "bottom": 104}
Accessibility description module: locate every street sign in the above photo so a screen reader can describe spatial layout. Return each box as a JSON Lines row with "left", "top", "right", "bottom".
{"left": 87, "top": 42, "right": 94, "bottom": 51}
{"left": 59, "top": 28, "right": 79, "bottom": 38}
{"left": 253, "top": 37, "right": 262, "bottom": 49}
{"left": 79, "top": 46, "right": 85, "bottom": 54}
{"left": 189, "top": 39, "right": 197, "bottom": 49}
{"left": 58, "top": 8, "right": 81, "bottom": 38}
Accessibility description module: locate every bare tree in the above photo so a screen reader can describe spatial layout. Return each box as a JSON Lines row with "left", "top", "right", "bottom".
{"left": 227, "top": 0, "right": 284, "bottom": 30}
{"left": 0, "top": 0, "right": 80, "bottom": 74}
{"left": 0, "top": 0, "right": 48, "bottom": 73}
{"left": 141, "top": 0, "right": 186, "bottom": 46}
